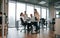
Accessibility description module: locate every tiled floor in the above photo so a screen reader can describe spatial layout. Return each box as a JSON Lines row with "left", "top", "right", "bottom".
{"left": 7, "top": 28, "right": 55, "bottom": 38}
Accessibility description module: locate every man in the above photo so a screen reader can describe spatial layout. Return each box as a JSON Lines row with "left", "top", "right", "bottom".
{"left": 30, "top": 14, "right": 40, "bottom": 33}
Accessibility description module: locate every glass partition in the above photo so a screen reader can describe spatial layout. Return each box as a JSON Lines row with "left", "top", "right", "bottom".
{"left": 8, "top": 2, "right": 15, "bottom": 27}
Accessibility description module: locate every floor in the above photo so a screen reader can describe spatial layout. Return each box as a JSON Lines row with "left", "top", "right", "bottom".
{"left": 7, "top": 28, "right": 55, "bottom": 38}
{"left": 0, "top": 36, "right": 6, "bottom": 38}
{"left": 0, "top": 32, "right": 6, "bottom": 38}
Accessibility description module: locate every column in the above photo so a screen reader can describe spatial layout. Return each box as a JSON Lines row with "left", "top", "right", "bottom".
{"left": 49, "top": 3, "right": 56, "bottom": 19}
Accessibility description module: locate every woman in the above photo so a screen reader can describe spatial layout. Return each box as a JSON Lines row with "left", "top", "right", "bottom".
{"left": 20, "top": 12, "right": 25, "bottom": 21}
{"left": 34, "top": 9, "right": 40, "bottom": 21}
{"left": 33, "top": 9, "right": 40, "bottom": 32}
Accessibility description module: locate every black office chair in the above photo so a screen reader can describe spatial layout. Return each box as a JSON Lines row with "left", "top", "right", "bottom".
{"left": 20, "top": 18, "right": 27, "bottom": 32}
{"left": 40, "top": 18, "right": 46, "bottom": 29}
{"left": 20, "top": 18, "right": 33, "bottom": 33}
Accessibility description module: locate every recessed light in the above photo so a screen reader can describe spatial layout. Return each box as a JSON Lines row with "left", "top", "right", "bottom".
{"left": 39, "top": 1, "right": 46, "bottom": 4}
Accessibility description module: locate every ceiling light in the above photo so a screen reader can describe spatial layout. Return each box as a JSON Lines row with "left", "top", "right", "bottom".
{"left": 39, "top": 1, "right": 46, "bottom": 4}
{"left": 55, "top": 6, "right": 60, "bottom": 8}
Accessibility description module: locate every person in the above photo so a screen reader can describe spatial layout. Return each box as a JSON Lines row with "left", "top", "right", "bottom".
{"left": 24, "top": 11, "right": 28, "bottom": 20}
{"left": 34, "top": 9, "right": 40, "bottom": 32}
{"left": 34, "top": 9, "right": 40, "bottom": 21}
{"left": 20, "top": 12, "right": 28, "bottom": 22}
{"left": 20, "top": 12, "right": 32, "bottom": 33}
{"left": 24, "top": 11, "right": 28, "bottom": 17}
{"left": 20, "top": 12, "right": 25, "bottom": 21}
{"left": 20, "top": 12, "right": 27, "bottom": 25}
{"left": 30, "top": 14, "right": 40, "bottom": 33}
{"left": 30, "top": 14, "right": 35, "bottom": 22}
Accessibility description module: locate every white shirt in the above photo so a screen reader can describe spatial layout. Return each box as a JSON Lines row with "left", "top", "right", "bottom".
{"left": 30, "top": 16, "right": 36, "bottom": 22}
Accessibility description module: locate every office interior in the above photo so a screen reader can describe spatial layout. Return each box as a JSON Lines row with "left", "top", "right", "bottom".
{"left": 0, "top": 0, "right": 60, "bottom": 38}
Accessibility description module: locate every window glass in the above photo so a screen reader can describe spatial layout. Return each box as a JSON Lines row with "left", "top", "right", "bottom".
{"left": 42, "top": 7, "right": 46, "bottom": 19}
{"left": 56, "top": 15, "right": 59, "bottom": 18}
{"left": 56, "top": 10, "right": 60, "bottom": 18}
{"left": 8, "top": 2, "right": 15, "bottom": 27}
{"left": 16, "top": 3, "right": 25, "bottom": 20}
{"left": 26, "top": 4, "right": 34, "bottom": 17}
{"left": 56, "top": 11, "right": 59, "bottom": 14}
{"left": 47, "top": 8, "right": 49, "bottom": 20}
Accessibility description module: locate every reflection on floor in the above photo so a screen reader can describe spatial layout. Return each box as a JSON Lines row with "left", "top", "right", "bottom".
{"left": 0, "top": 36, "right": 6, "bottom": 38}
{"left": 7, "top": 28, "right": 55, "bottom": 38}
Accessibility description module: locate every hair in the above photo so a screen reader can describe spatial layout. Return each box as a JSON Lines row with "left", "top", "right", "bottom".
{"left": 52, "top": 18, "right": 55, "bottom": 21}
{"left": 20, "top": 12, "right": 23, "bottom": 16}
{"left": 30, "top": 14, "right": 32, "bottom": 17}
{"left": 0, "top": 12, "right": 2, "bottom": 14}
{"left": 34, "top": 9, "right": 37, "bottom": 13}
{"left": 34, "top": 9, "right": 37, "bottom": 11}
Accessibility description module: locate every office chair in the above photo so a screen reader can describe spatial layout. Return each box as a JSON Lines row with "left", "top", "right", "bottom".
{"left": 52, "top": 18, "right": 55, "bottom": 31}
{"left": 40, "top": 18, "right": 46, "bottom": 29}
{"left": 20, "top": 18, "right": 27, "bottom": 32}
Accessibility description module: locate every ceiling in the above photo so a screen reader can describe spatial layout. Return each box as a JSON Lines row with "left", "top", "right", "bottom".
{"left": 9, "top": 0, "right": 60, "bottom": 10}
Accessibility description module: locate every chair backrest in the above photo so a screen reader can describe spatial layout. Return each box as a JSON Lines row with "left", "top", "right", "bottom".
{"left": 20, "top": 18, "right": 24, "bottom": 25}
{"left": 40, "top": 18, "right": 45, "bottom": 24}
{"left": 52, "top": 18, "right": 55, "bottom": 24}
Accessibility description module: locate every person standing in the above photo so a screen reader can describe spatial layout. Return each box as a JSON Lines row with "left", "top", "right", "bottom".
{"left": 34, "top": 9, "right": 40, "bottom": 21}
{"left": 34, "top": 9, "right": 40, "bottom": 32}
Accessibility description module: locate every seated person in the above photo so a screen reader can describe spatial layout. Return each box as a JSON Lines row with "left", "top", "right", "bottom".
{"left": 20, "top": 12, "right": 27, "bottom": 26}
{"left": 30, "top": 14, "right": 35, "bottom": 22}
{"left": 24, "top": 11, "right": 28, "bottom": 21}
{"left": 30, "top": 14, "right": 40, "bottom": 32}
{"left": 20, "top": 12, "right": 32, "bottom": 32}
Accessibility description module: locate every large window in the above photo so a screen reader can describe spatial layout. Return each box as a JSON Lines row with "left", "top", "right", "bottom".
{"left": 26, "top": 4, "right": 34, "bottom": 17}
{"left": 8, "top": 2, "right": 49, "bottom": 27}
{"left": 8, "top": 2, "right": 15, "bottom": 27}
{"left": 47, "top": 8, "right": 49, "bottom": 20}
{"left": 16, "top": 3, "right": 25, "bottom": 20}
{"left": 41, "top": 7, "right": 46, "bottom": 19}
